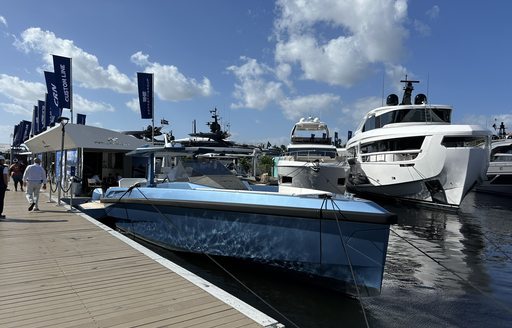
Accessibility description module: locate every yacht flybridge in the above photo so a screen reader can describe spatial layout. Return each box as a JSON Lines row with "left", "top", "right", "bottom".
{"left": 345, "top": 78, "right": 491, "bottom": 208}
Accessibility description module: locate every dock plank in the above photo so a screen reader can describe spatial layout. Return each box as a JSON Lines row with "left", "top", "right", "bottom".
{"left": 0, "top": 191, "right": 279, "bottom": 327}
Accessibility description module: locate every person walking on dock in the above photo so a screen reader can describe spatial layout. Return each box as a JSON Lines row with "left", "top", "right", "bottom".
{"left": 9, "top": 158, "right": 25, "bottom": 192}
{"left": 23, "top": 158, "right": 47, "bottom": 211}
{"left": 0, "top": 155, "right": 8, "bottom": 219}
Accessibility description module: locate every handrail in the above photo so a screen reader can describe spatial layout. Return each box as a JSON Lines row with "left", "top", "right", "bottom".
{"left": 360, "top": 149, "right": 422, "bottom": 157}
{"left": 360, "top": 149, "right": 422, "bottom": 163}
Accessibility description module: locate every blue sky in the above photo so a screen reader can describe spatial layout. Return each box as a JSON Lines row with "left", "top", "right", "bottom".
{"left": 1, "top": 0, "right": 511, "bottom": 147}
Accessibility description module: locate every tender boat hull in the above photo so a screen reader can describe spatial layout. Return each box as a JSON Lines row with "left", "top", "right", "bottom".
{"left": 101, "top": 183, "right": 395, "bottom": 295}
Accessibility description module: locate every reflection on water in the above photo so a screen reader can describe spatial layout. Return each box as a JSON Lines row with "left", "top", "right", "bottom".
{"left": 384, "top": 200, "right": 489, "bottom": 294}
{"left": 365, "top": 192, "right": 512, "bottom": 328}
{"left": 102, "top": 191, "right": 512, "bottom": 328}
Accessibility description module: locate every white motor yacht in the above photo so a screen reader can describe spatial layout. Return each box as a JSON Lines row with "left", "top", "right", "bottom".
{"left": 475, "top": 124, "right": 512, "bottom": 196}
{"left": 345, "top": 78, "right": 491, "bottom": 208}
{"left": 277, "top": 117, "right": 348, "bottom": 194}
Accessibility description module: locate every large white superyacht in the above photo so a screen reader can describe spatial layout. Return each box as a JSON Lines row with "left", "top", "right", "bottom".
{"left": 345, "top": 78, "right": 491, "bottom": 208}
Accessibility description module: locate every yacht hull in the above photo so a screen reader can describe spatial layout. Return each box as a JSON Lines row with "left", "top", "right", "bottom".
{"left": 277, "top": 160, "right": 348, "bottom": 194}
{"left": 346, "top": 123, "right": 490, "bottom": 207}
{"left": 348, "top": 146, "right": 488, "bottom": 206}
{"left": 101, "top": 184, "right": 394, "bottom": 295}
{"left": 475, "top": 139, "right": 512, "bottom": 197}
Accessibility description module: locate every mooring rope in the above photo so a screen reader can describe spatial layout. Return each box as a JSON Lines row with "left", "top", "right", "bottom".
{"left": 328, "top": 197, "right": 371, "bottom": 328}
{"left": 48, "top": 175, "right": 59, "bottom": 193}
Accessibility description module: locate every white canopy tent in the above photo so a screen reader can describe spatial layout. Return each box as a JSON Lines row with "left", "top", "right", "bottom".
{"left": 24, "top": 124, "right": 149, "bottom": 197}
{"left": 24, "top": 123, "right": 147, "bottom": 153}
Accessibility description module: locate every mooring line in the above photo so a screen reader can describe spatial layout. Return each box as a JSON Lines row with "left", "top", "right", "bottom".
{"left": 328, "top": 198, "right": 371, "bottom": 328}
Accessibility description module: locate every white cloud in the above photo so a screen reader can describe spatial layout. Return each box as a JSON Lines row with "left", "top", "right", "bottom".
{"left": 0, "top": 102, "right": 33, "bottom": 116}
{"left": 131, "top": 51, "right": 213, "bottom": 101}
{"left": 385, "top": 63, "right": 411, "bottom": 92}
{"left": 0, "top": 73, "right": 115, "bottom": 116}
{"left": 341, "top": 96, "right": 383, "bottom": 129}
{"left": 126, "top": 98, "right": 139, "bottom": 113}
{"left": 0, "top": 74, "right": 46, "bottom": 111}
{"left": 414, "top": 19, "right": 431, "bottom": 37}
{"left": 130, "top": 52, "right": 150, "bottom": 66}
{"left": 227, "top": 56, "right": 283, "bottom": 109}
{"left": 413, "top": 5, "right": 439, "bottom": 37}
{"left": 74, "top": 94, "right": 115, "bottom": 113}
{"left": 14, "top": 27, "right": 136, "bottom": 93}
{"left": 427, "top": 5, "right": 440, "bottom": 19}
{"left": 274, "top": 0, "right": 409, "bottom": 86}
{"left": 0, "top": 16, "right": 7, "bottom": 27}
{"left": 12, "top": 28, "right": 212, "bottom": 103}
{"left": 279, "top": 93, "right": 340, "bottom": 120}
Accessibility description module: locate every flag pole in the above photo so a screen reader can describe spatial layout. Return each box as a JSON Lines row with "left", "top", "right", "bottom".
{"left": 151, "top": 73, "right": 154, "bottom": 145}
{"left": 70, "top": 57, "right": 73, "bottom": 123}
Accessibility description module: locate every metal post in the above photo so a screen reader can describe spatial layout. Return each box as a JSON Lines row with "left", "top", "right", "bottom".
{"left": 46, "top": 152, "right": 54, "bottom": 203}
{"left": 57, "top": 117, "right": 69, "bottom": 206}
{"left": 68, "top": 176, "right": 74, "bottom": 212}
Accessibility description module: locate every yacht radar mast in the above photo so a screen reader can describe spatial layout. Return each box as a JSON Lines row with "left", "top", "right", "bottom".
{"left": 400, "top": 75, "right": 420, "bottom": 105}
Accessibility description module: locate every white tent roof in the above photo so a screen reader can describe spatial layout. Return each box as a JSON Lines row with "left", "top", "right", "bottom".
{"left": 24, "top": 123, "right": 148, "bottom": 153}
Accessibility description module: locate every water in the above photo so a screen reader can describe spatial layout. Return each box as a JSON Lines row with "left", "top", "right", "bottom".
{"left": 100, "top": 191, "right": 512, "bottom": 328}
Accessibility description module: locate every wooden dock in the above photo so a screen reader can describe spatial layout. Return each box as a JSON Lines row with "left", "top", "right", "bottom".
{"left": 0, "top": 190, "right": 281, "bottom": 328}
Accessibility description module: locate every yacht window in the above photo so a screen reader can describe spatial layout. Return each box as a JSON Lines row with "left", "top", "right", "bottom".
{"left": 360, "top": 136, "right": 425, "bottom": 153}
{"left": 491, "top": 145, "right": 512, "bottom": 157}
{"left": 489, "top": 175, "right": 512, "bottom": 185}
{"left": 362, "top": 115, "right": 376, "bottom": 132}
{"left": 400, "top": 108, "right": 425, "bottom": 122}
{"left": 493, "top": 155, "right": 512, "bottom": 162}
{"left": 282, "top": 176, "right": 293, "bottom": 183}
{"left": 289, "top": 148, "right": 337, "bottom": 158}
{"left": 430, "top": 108, "right": 451, "bottom": 123}
{"left": 376, "top": 107, "right": 451, "bottom": 126}
{"left": 441, "top": 136, "right": 488, "bottom": 148}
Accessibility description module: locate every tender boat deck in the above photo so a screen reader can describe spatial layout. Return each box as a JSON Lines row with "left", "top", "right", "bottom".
{"left": 0, "top": 190, "right": 280, "bottom": 327}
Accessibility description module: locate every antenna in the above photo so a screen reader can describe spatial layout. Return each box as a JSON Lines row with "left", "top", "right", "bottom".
{"left": 381, "top": 72, "right": 385, "bottom": 106}
{"left": 426, "top": 73, "right": 430, "bottom": 101}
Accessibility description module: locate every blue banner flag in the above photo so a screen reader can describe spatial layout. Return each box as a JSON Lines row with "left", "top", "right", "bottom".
{"left": 21, "top": 120, "right": 32, "bottom": 142}
{"left": 52, "top": 55, "right": 72, "bottom": 109}
{"left": 137, "top": 72, "right": 153, "bottom": 119}
{"left": 347, "top": 130, "right": 353, "bottom": 141}
{"left": 44, "top": 71, "right": 61, "bottom": 125}
{"left": 14, "top": 122, "right": 24, "bottom": 146}
{"left": 44, "top": 93, "right": 58, "bottom": 127}
{"left": 12, "top": 124, "right": 20, "bottom": 146}
{"left": 32, "top": 105, "right": 40, "bottom": 135}
{"left": 38, "top": 100, "right": 46, "bottom": 132}
{"left": 77, "top": 113, "right": 86, "bottom": 125}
